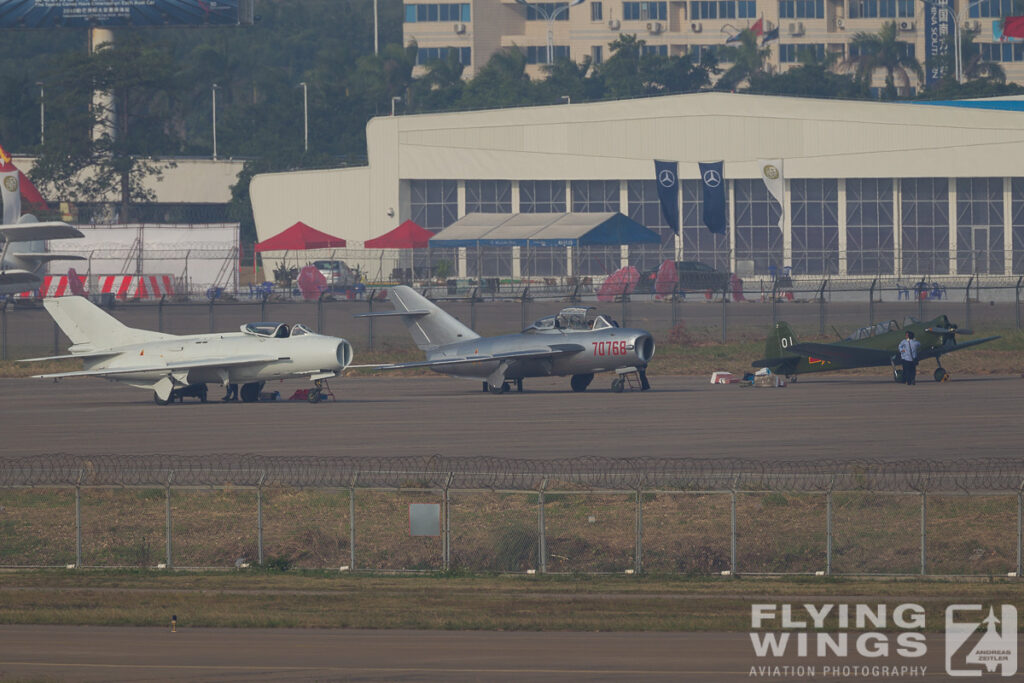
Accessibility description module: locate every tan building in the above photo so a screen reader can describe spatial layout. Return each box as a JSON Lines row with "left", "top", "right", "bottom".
{"left": 404, "top": 0, "right": 1024, "bottom": 91}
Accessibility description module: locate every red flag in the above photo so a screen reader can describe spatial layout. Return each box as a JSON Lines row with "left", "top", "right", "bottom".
{"left": 1004, "top": 16, "right": 1024, "bottom": 38}
{"left": 751, "top": 17, "right": 764, "bottom": 36}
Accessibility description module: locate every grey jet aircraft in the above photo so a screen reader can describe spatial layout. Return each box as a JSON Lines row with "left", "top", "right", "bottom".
{"left": 23, "top": 296, "right": 353, "bottom": 404}
{"left": 358, "top": 285, "right": 655, "bottom": 393}
{"left": 0, "top": 216, "right": 85, "bottom": 295}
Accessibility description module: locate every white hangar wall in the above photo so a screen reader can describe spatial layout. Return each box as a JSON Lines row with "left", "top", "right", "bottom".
{"left": 251, "top": 92, "right": 1024, "bottom": 279}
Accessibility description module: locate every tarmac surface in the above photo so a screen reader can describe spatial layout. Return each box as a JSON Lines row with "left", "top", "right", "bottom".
{"left": 2, "top": 372, "right": 1022, "bottom": 459}
{"left": 1, "top": 625, "right": 1009, "bottom": 682}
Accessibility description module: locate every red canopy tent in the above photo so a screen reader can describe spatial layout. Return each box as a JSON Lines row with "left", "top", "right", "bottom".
{"left": 364, "top": 220, "right": 433, "bottom": 249}
{"left": 255, "top": 221, "right": 347, "bottom": 252}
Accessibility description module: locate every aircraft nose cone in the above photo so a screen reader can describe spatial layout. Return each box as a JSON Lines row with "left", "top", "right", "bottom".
{"left": 336, "top": 340, "right": 353, "bottom": 369}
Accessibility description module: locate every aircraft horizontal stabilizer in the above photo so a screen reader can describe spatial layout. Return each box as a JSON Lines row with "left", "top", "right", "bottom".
{"left": 0, "top": 222, "right": 83, "bottom": 242}
{"left": 0, "top": 270, "right": 40, "bottom": 286}
{"left": 11, "top": 252, "right": 87, "bottom": 262}
{"left": 374, "top": 344, "right": 585, "bottom": 371}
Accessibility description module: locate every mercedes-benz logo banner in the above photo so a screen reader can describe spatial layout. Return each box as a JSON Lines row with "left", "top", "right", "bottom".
{"left": 653, "top": 160, "right": 679, "bottom": 234}
{"left": 699, "top": 161, "right": 727, "bottom": 235}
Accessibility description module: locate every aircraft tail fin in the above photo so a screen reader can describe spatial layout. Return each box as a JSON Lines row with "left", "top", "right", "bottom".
{"left": 43, "top": 296, "right": 171, "bottom": 352}
{"left": 751, "top": 321, "right": 802, "bottom": 368}
{"left": 388, "top": 286, "right": 480, "bottom": 351}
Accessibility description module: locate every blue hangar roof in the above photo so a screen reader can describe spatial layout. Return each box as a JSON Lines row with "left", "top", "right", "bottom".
{"left": 429, "top": 212, "right": 662, "bottom": 248}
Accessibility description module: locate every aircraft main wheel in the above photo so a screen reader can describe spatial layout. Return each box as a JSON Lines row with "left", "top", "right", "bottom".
{"left": 240, "top": 382, "right": 262, "bottom": 403}
{"left": 308, "top": 388, "right": 321, "bottom": 403}
{"left": 516, "top": 379, "right": 523, "bottom": 393}
{"left": 154, "top": 392, "right": 171, "bottom": 406}
{"left": 198, "top": 385, "right": 208, "bottom": 403}
{"left": 611, "top": 377, "right": 625, "bottom": 393}
{"left": 934, "top": 368, "right": 950, "bottom": 382}
{"left": 488, "top": 384, "right": 504, "bottom": 395}
{"left": 570, "top": 373, "right": 594, "bottom": 392}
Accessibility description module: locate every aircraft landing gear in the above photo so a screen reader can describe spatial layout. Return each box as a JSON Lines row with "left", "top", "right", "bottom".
{"left": 240, "top": 382, "right": 264, "bottom": 403}
{"left": 153, "top": 392, "right": 171, "bottom": 406}
{"left": 488, "top": 383, "right": 505, "bottom": 395}
{"left": 516, "top": 379, "right": 523, "bottom": 393}
{"left": 934, "top": 366, "right": 950, "bottom": 382}
{"left": 570, "top": 373, "right": 594, "bottom": 393}
{"left": 611, "top": 377, "right": 625, "bottom": 393}
{"left": 892, "top": 367, "right": 904, "bottom": 383}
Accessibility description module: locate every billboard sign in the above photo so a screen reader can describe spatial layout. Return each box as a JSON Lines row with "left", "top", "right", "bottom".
{"left": 0, "top": 0, "right": 254, "bottom": 28}
{"left": 924, "top": 0, "right": 954, "bottom": 85}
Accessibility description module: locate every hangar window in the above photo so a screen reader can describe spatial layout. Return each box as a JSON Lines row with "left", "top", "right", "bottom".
{"left": 901, "top": 178, "right": 950, "bottom": 276}
{"left": 466, "top": 181, "right": 512, "bottom": 213}
{"left": 956, "top": 178, "right": 1004, "bottom": 275}
{"left": 1012, "top": 179, "right": 1024, "bottom": 274}
{"left": 846, "top": 178, "right": 895, "bottom": 276}
{"left": 628, "top": 180, "right": 671, "bottom": 237}
{"left": 410, "top": 180, "right": 458, "bottom": 229}
{"left": 791, "top": 179, "right": 839, "bottom": 275}
{"left": 681, "top": 179, "right": 730, "bottom": 272}
{"left": 520, "top": 180, "right": 566, "bottom": 213}
{"left": 572, "top": 180, "right": 620, "bottom": 212}
{"left": 734, "top": 179, "right": 784, "bottom": 275}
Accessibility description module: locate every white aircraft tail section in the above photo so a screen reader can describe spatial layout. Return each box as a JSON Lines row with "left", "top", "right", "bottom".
{"left": 44, "top": 296, "right": 171, "bottom": 351}
{"left": 390, "top": 286, "right": 480, "bottom": 350}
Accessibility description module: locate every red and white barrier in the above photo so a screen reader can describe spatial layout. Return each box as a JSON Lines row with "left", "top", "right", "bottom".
{"left": 16, "top": 274, "right": 175, "bottom": 299}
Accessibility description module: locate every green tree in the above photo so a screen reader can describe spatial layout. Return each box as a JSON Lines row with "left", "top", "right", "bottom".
{"left": 459, "top": 48, "right": 536, "bottom": 109}
{"left": 715, "top": 30, "right": 771, "bottom": 91}
{"left": 748, "top": 48, "right": 866, "bottom": 98}
{"left": 598, "top": 34, "right": 647, "bottom": 99}
{"left": 845, "top": 21, "right": 923, "bottom": 99}
{"left": 407, "top": 48, "right": 466, "bottom": 113}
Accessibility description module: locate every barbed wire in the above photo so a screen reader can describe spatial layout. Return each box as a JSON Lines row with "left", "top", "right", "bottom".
{"left": 2, "top": 454, "right": 1023, "bottom": 492}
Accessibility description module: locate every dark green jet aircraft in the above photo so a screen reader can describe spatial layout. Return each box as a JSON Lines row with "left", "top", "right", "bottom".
{"left": 753, "top": 315, "right": 1000, "bottom": 382}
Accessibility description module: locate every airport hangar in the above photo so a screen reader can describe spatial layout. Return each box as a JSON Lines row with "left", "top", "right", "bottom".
{"left": 249, "top": 91, "right": 1024, "bottom": 283}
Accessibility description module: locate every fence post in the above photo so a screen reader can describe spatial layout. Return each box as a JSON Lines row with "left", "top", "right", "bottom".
{"left": 634, "top": 489, "right": 643, "bottom": 574}
{"left": 75, "top": 469, "right": 84, "bottom": 569}
{"left": 621, "top": 292, "right": 628, "bottom": 328}
{"left": 920, "top": 491, "right": 927, "bottom": 576}
{"left": 1016, "top": 276, "right": 1022, "bottom": 330}
{"left": 1017, "top": 481, "right": 1023, "bottom": 578}
{"left": 317, "top": 291, "right": 326, "bottom": 334}
{"left": 350, "top": 476, "right": 357, "bottom": 570}
{"left": 0, "top": 299, "right": 7, "bottom": 361}
{"left": 730, "top": 485, "right": 738, "bottom": 575}
{"left": 538, "top": 479, "right": 547, "bottom": 574}
{"left": 521, "top": 287, "right": 530, "bottom": 331}
{"left": 53, "top": 319, "right": 60, "bottom": 356}
{"left": 165, "top": 472, "right": 174, "bottom": 569}
{"left": 260, "top": 293, "right": 267, "bottom": 322}
{"left": 158, "top": 294, "right": 166, "bottom": 333}
{"left": 670, "top": 283, "right": 678, "bottom": 329}
{"left": 257, "top": 472, "right": 265, "bottom": 566}
{"left": 868, "top": 278, "right": 877, "bottom": 325}
{"left": 826, "top": 481, "right": 833, "bottom": 576}
{"left": 367, "top": 294, "right": 375, "bottom": 352}
{"left": 818, "top": 279, "right": 828, "bottom": 337}
{"left": 721, "top": 286, "right": 728, "bottom": 344}
{"left": 208, "top": 298, "right": 215, "bottom": 334}
{"left": 964, "top": 275, "right": 974, "bottom": 331}
{"left": 470, "top": 289, "right": 477, "bottom": 331}
{"left": 771, "top": 280, "right": 778, "bottom": 326}
{"left": 443, "top": 473, "right": 453, "bottom": 572}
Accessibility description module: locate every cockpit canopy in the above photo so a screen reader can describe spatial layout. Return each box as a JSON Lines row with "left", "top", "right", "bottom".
{"left": 241, "top": 322, "right": 313, "bottom": 338}
{"left": 525, "top": 306, "right": 618, "bottom": 333}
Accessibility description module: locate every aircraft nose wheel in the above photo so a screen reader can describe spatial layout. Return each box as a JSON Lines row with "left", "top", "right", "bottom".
{"left": 611, "top": 378, "right": 625, "bottom": 393}
{"left": 934, "top": 367, "right": 950, "bottom": 382}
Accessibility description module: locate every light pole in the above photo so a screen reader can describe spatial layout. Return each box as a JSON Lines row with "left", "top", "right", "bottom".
{"left": 299, "top": 81, "right": 309, "bottom": 152}
{"left": 373, "top": 0, "right": 379, "bottom": 55}
{"left": 211, "top": 83, "right": 219, "bottom": 160}
{"left": 514, "top": 0, "right": 585, "bottom": 65}
{"left": 391, "top": 96, "right": 402, "bottom": 116}
{"left": 36, "top": 82, "right": 44, "bottom": 146}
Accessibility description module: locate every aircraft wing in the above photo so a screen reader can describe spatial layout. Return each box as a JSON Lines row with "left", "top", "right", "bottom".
{"left": 789, "top": 342, "right": 895, "bottom": 366}
{"left": 370, "top": 343, "right": 586, "bottom": 370}
{"left": 32, "top": 354, "right": 290, "bottom": 379}
{"left": 0, "top": 270, "right": 41, "bottom": 287}
{"left": 0, "top": 222, "right": 83, "bottom": 241}
{"left": 925, "top": 335, "right": 1001, "bottom": 355}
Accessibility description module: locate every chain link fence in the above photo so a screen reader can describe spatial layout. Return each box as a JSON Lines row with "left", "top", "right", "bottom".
{"left": 1, "top": 455, "right": 1021, "bottom": 577}
{"left": 3, "top": 276, "right": 1022, "bottom": 360}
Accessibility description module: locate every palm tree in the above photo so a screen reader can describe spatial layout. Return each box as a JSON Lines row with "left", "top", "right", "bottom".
{"left": 715, "top": 29, "right": 771, "bottom": 91}
{"left": 845, "top": 21, "right": 923, "bottom": 98}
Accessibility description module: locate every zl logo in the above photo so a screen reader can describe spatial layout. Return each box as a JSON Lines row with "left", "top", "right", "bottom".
{"left": 946, "top": 604, "right": 1018, "bottom": 677}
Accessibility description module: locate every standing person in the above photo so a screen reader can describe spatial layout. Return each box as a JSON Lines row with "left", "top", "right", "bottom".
{"left": 898, "top": 331, "right": 921, "bottom": 385}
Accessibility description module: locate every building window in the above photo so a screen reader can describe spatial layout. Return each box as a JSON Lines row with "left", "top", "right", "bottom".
{"left": 779, "top": 43, "right": 825, "bottom": 62}
{"left": 969, "top": 0, "right": 1016, "bottom": 17}
{"left": 778, "top": 0, "right": 824, "bottom": 18}
{"left": 592, "top": 45, "right": 604, "bottom": 64}
{"left": 409, "top": 180, "right": 458, "bottom": 229}
{"left": 520, "top": 180, "right": 566, "bottom": 213}
{"left": 734, "top": 179, "right": 783, "bottom": 275}
{"left": 956, "top": 178, "right": 1004, "bottom": 275}
{"left": 846, "top": 179, "right": 894, "bottom": 275}
{"left": 681, "top": 180, "right": 730, "bottom": 273}
{"left": 693, "top": 0, "right": 757, "bottom": 18}
{"left": 901, "top": 178, "right": 949, "bottom": 275}
{"left": 978, "top": 42, "right": 1024, "bottom": 62}
{"left": 791, "top": 179, "right": 839, "bottom": 275}
{"left": 572, "top": 180, "right": 620, "bottom": 213}
{"left": 623, "top": 2, "right": 667, "bottom": 20}
{"left": 690, "top": 44, "right": 724, "bottom": 62}
{"left": 405, "top": 3, "right": 471, "bottom": 22}
{"left": 848, "top": 0, "right": 913, "bottom": 17}
{"left": 524, "top": 45, "right": 570, "bottom": 63}
{"left": 525, "top": 3, "right": 572, "bottom": 20}
{"left": 1012, "top": 179, "right": 1024, "bottom": 273}
{"left": 466, "top": 180, "right": 512, "bottom": 214}
{"left": 591, "top": 1, "right": 603, "bottom": 20}
{"left": 416, "top": 47, "right": 472, "bottom": 66}
{"left": 641, "top": 45, "right": 668, "bottom": 56}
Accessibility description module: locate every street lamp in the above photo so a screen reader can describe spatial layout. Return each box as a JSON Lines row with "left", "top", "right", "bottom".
{"left": 211, "top": 83, "right": 219, "bottom": 160}
{"left": 299, "top": 81, "right": 309, "bottom": 152}
{"left": 373, "top": 0, "right": 379, "bottom": 55}
{"left": 514, "top": 0, "right": 586, "bottom": 65}
{"left": 391, "top": 96, "right": 402, "bottom": 116}
{"left": 36, "top": 82, "right": 44, "bottom": 146}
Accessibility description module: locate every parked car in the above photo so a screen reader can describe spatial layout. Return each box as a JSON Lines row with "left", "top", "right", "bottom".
{"left": 313, "top": 260, "right": 357, "bottom": 289}
{"left": 637, "top": 260, "right": 730, "bottom": 294}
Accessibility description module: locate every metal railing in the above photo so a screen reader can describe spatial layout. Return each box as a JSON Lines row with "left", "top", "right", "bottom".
{"left": 2, "top": 455, "right": 1021, "bottom": 577}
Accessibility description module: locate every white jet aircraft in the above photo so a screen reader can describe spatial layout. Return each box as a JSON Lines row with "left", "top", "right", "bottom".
{"left": 0, "top": 216, "right": 85, "bottom": 295}
{"left": 23, "top": 296, "right": 353, "bottom": 404}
